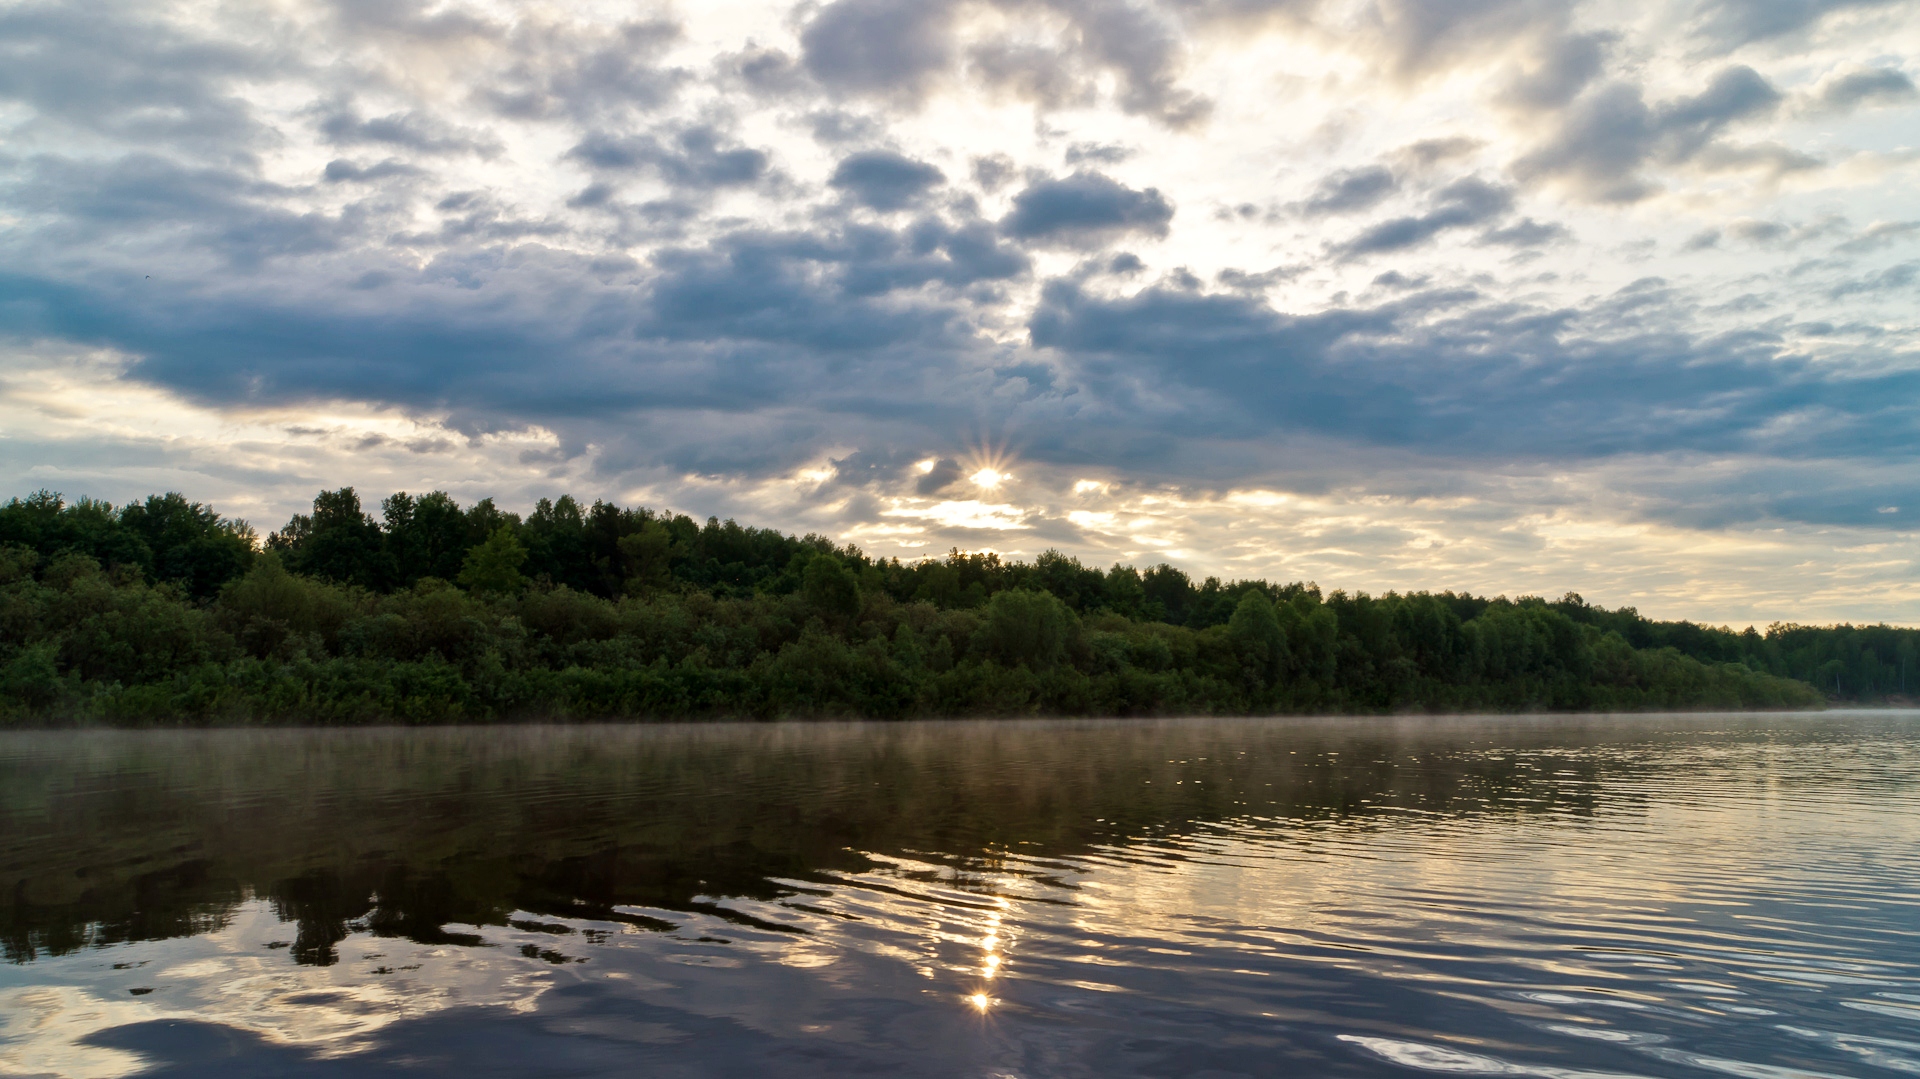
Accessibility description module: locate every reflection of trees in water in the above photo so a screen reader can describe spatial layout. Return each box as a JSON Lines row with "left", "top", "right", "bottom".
{"left": 3, "top": 719, "right": 1784, "bottom": 966}
{"left": 270, "top": 866, "right": 490, "bottom": 967}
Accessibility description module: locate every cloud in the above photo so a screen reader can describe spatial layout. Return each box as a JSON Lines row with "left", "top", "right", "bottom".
{"left": 1828, "top": 261, "right": 1918, "bottom": 300}
{"left": 1065, "top": 142, "right": 1134, "bottom": 166}
{"left": 1479, "top": 217, "right": 1569, "bottom": 247}
{"left": 0, "top": 1, "right": 271, "bottom": 148}
{"left": 725, "top": 44, "right": 806, "bottom": 97}
{"left": 1334, "top": 177, "right": 1514, "bottom": 257}
{"left": 1690, "top": 0, "right": 1903, "bottom": 47}
{"left": 317, "top": 108, "right": 496, "bottom": 155}
{"left": 1035, "top": 0, "right": 1211, "bottom": 127}
{"left": 1499, "top": 31, "right": 1611, "bottom": 111}
{"left": 971, "top": 154, "right": 1016, "bottom": 192}
{"left": 806, "top": 110, "right": 885, "bottom": 144}
{"left": 566, "top": 127, "right": 770, "bottom": 189}
{"left": 915, "top": 456, "right": 966, "bottom": 494}
{"left": 1515, "top": 67, "right": 1783, "bottom": 201}
{"left": 800, "top": 0, "right": 957, "bottom": 103}
{"left": 1027, "top": 275, "right": 1920, "bottom": 466}
{"left": 829, "top": 151, "right": 946, "bottom": 210}
{"left": 1810, "top": 66, "right": 1918, "bottom": 112}
{"left": 479, "top": 17, "right": 684, "bottom": 120}
{"left": 1364, "top": 0, "right": 1576, "bottom": 81}
{"left": 1300, "top": 166, "right": 1397, "bottom": 215}
{"left": 322, "top": 158, "right": 424, "bottom": 184}
{"left": 1835, "top": 221, "right": 1920, "bottom": 254}
{"left": 8, "top": 153, "right": 347, "bottom": 266}
{"left": 1001, "top": 171, "right": 1175, "bottom": 247}
{"left": 1395, "top": 137, "right": 1484, "bottom": 171}
{"left": 968, "top": 40, "right": 1095, "bottom": 110}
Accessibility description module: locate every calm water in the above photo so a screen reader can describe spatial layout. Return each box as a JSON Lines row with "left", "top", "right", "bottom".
{"left": 2, "top": 715, "right": 1918, "bottom": 1079}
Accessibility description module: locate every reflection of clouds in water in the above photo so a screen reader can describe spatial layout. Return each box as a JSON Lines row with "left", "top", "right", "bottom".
{"left": 0, "top": 903, "right": 576, "bottom": 1077}
{"left": 0, "top": 987, "right": 151, "bottom": 1079}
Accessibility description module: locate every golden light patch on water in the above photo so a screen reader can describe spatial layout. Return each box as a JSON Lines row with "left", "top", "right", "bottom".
{"left": 0, "top": 987, "right": 152, "bottom": 1079}
{"left": 0, "top": 904, "right": 577, "bottom": 1076}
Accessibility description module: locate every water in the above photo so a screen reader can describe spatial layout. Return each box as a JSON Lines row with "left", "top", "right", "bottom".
{"left": 2, "top": 714, "right": 1918, "bottom": 1079}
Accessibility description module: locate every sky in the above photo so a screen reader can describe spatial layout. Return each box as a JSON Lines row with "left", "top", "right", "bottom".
{"left": 1, "top": 0, "right": 1917, "bottom": 625}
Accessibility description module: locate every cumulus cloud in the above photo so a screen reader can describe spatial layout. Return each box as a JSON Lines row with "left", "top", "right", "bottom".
{"left": 829, "top": 150, "right": 946, "bottom": 210}
{"left": 566, "top": 127, "right": 770, "bottom": 188}
{"left": 800, "top": 0, "right": 957, "bottom": 103}
{"left": 1334, "top": 177, "right": 1514, "bottom": 257}
{"left": 1001, "top": 171, "right": 1175, "bottom": 246}
{"left": 1809, "top": 66, "right": 1918, "bottom": 112}
{"left": 1300, "top": 166, "right": 1398, "bottom": 215}
{"left": 1515, "top": 66, "right": 1784, "bottom": 201}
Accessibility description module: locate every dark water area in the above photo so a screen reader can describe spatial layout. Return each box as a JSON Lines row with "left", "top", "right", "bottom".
{"left": 2, "top": 714, "right": 1917, "bottom": 1078}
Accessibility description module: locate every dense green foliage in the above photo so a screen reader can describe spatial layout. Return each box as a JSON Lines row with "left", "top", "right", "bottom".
{"left": 6, "top": 486, "right": 1895, "bottom": 724}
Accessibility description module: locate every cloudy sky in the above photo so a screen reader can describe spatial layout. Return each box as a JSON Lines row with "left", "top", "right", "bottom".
{"left": 2, "top": 0, "right": 1918, "bottom": 623}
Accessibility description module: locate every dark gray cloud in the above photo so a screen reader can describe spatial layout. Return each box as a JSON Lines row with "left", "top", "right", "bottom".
{"left": 1479, "top": 217, "right": 1569, "bottom": 247}
{"left": 915, "top": 456, "right": 967, "bottom": 494}
{"left": 1027, "top": 275, "right": 1920, "bottom": 466}
{"left": 829, "top": 151, "right": 946, "bottom": 210}
{"left": 1515, "top": 66, "right": 1782, "bottom": 201}
{"left": 322, "top": 158, "right": 423, "bottom": 184}
{"left": 1301, "top": 166, "right": 1397, "bottom": 215}
{"left": 8, "top": 153, "right": 348, "bottom": 266}
{"left": 1335, "top": 177, "right": 1513, "bottom": 257}
{"left": 567, "top": 127, "right": 769, "bottom": 189}
{"left": 1002, "top": 171, "right": 1175, "bottom": 247}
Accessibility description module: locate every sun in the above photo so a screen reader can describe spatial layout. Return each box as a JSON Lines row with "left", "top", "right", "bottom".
{"left": 961, "top": 440, "right": 1018, "bottom": 491}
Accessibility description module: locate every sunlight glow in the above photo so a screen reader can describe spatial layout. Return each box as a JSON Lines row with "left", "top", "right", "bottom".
{"left": 916, "top": 459, "right": 936, "bottom": 473}
{"left": 967, "top": 992, "right": 993, "bottom": 1011}
{"left": 885, "top": 500, "right": 1028, "bottom": 531}
{"left": 970, "top": 468, "right": 1006, "bottom": 489}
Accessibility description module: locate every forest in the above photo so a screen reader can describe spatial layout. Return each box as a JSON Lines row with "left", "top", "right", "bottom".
{"left": 5, "top": 485, "right": 1902, "bottom": 724}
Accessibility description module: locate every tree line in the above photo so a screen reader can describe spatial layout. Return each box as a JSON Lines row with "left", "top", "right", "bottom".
{"left": 3, "top": 486, "right": 1889, "bottom": 724}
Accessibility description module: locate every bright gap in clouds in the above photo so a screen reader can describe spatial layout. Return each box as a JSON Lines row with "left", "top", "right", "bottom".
{"left": 0, "top": 0, "right": 1916, "bottom": 625}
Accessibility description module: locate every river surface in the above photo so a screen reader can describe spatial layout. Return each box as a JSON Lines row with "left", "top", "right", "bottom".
{"left": 2, "top": 713, "right": 1918, "bottom": 1078}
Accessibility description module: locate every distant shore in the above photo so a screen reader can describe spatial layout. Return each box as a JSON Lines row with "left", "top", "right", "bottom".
{"left": 14, "top": 486, "right": 1912, "bottom": 728}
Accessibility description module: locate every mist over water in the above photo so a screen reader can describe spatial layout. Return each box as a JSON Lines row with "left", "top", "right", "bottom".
{"left": 2, "top": 714, "right": 1918, "bottom": 1078}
